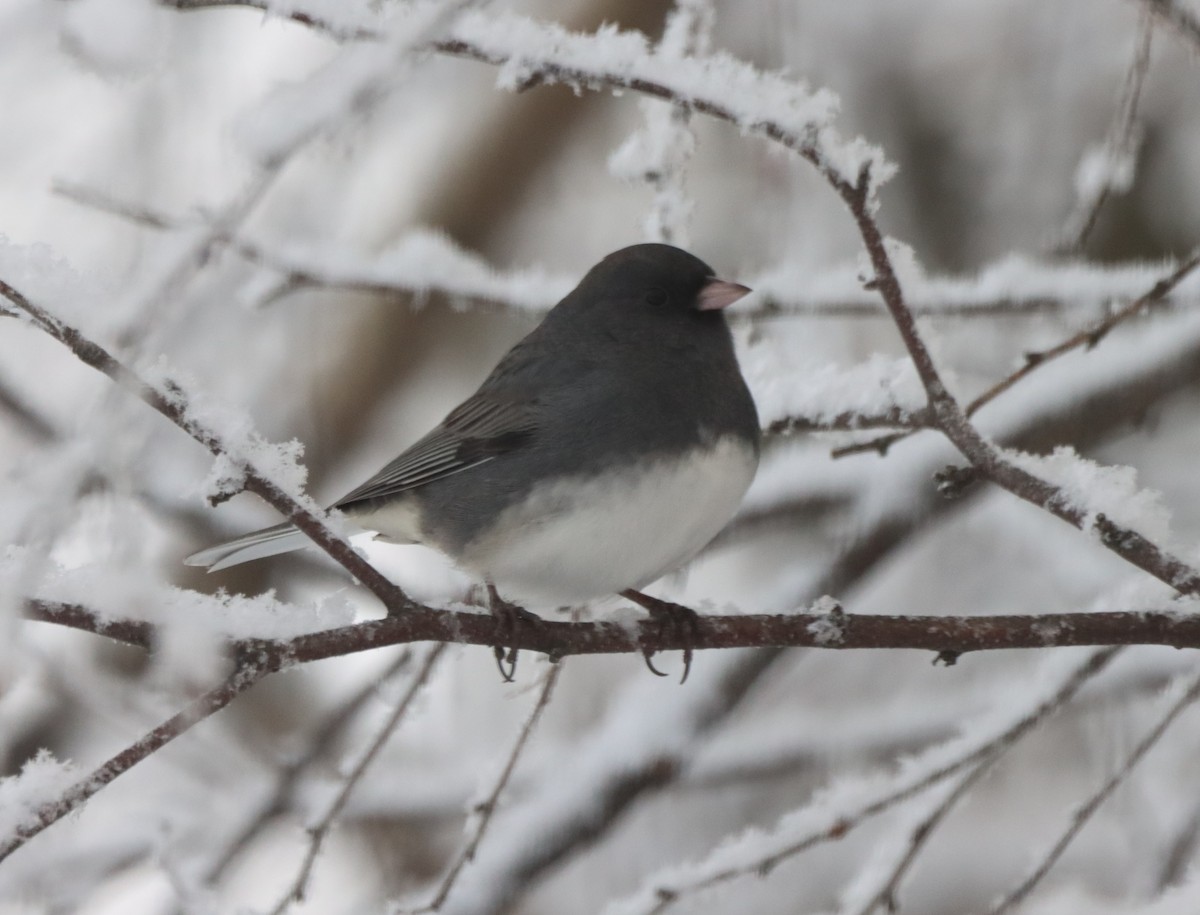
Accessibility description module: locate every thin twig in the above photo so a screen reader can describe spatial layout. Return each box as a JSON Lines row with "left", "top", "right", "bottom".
{"left": 0, "top": 278, "right": 411, "bottom": 606}
{"left": 194, "top": 649, "right": 415, "bottom": 891}
{"left": 641, "top": 648, "right": 1122, "bottom": 914}
{"left": 768, "top": 406, "right": 929, "bottom": 438}
{"left": 411, "top": 661, "right": 564, "bottom": 913}
{"left": 825, "top": 174, "right": 1200, "bottom": 599}
{"left": 267, "top": 643, "right": 447, "bottom": 914}
{"left": 0, "top": 658, "right": 272, "bottom": 863}
{"left": 64, "top": 181, "right": 1177, "bottom": 322}
{"left": 834, "top": 250, "right": 1200, "bottom": 458}
{"left": 1052, "top": 10, "right": 1154, "bottom": 254}
{"left": 846, "top": 759, "right": 995, "bottom": 915}
{"left": 988, "top": 667, "right": 1200, "bottom": 914}
{"left": 1136, "top": 0, "right": 1200, "bottom": 53}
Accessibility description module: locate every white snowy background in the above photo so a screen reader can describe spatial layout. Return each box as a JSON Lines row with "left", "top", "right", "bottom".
{"left": 2, "top": 0, "right": 1200, "bottom": 913}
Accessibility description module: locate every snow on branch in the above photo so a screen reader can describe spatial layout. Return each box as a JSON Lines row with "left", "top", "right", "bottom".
{"left": 606, "top": 648, "right": 1122, "bottom": 915}
{"left": 987, "top": 666, "right": 1200, "bottom": 914}
{"left": 827, "top": 169, "right": 1200, "bottom": 599}
{"left": 607, "top": 0, "right": 713, "bottom": 245}
{"left": 59, "top": 182, "right": 1200, "bottom": 319}
{"left": 265, "top": 644, "right": 447, "bottom": 915}
{"left": 1051, "top": 10, "right": 1153, "bottom": 254}
{"left": 166, "top": 1, "right": 893, "bottom": 198}
{"left": 837, "top": 249, "right": 1200, "bottom": 457}
{"left": 0, "top": 276, "right": 405, "bottom": 604}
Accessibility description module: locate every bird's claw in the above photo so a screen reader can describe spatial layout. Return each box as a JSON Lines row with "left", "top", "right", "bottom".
{"left": 641, "top": 649, "right": 670, "bottom": 678}
{"left": 487, "top": 583, "right": 541, "bottom": 682}
{"left": 622, "top": 589, "right": 700, "bottom": 684}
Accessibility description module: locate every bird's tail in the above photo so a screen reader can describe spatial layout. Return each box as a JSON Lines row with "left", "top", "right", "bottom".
{"left": 184, "top": 522, "right": 312, "bottom": 572}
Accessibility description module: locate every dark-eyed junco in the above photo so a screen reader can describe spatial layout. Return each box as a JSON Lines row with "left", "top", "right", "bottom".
{"left": 187, "top": 243, "right": 760, "bottom": 617}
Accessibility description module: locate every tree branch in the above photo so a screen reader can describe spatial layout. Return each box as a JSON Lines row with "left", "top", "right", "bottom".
{"left": 266, "top": 644, "right": 447, "bottom": 914}
{"left": 0, "top": 278, "right": 412, "bottom": 608}
{"left": 0, "top": 657, "right": 273, "bottom": 864}
{"left": 988, "top": 666, "right": 1200, "bottom": 914}
{"left": 634, "top": 647, "right": 1122, "bottom": 914}
{"left": 62, "top": 182, "right": 1182, "bottom": 322}
{"left": 410, "top": 661, "right": 563, "bottom": 913}
{"left": 25, "top": 598, "right": 1200, "bottom": 662}
{"left": 1136, "top": 0, "right": 1200, "bottom": 53}
{"left": 836, "top": 248, "right": 1200, "bottom": 457}
{"left": 1051, "top": 9, "right": 1153, "bottom": 254}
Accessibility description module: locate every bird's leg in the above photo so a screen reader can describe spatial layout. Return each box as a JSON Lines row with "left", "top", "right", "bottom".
{"left": 620, "top": 589, "right": 700, "bottom": 684}
{"left": 486, "top": 582, "right": 541, "bottom": 682}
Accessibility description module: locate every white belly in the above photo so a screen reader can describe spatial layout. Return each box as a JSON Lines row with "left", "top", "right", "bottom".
{"left": 458, "top": 437, "right": 758, "bottom": 607}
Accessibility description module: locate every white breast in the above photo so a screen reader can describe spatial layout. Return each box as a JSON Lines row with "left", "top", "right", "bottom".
{"left": 458, "top": 436, "right": 758, "bottom": 607}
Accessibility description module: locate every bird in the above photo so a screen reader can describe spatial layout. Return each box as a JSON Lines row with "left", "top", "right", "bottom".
{"left": 187, "top": 243, "right": 760, "bottom": 673}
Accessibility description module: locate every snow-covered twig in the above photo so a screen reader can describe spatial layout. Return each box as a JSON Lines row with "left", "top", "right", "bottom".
{"left": 987, "top": 667, "right": 1200, "bottom": 914}
{"left": 166, "top": 4, "right": 888, "bottom": 200}
{"left": 0, "top": 657, "right": 271, "bottom": 864}
{"left": 1052, "top": 10, "right": 1154, "bottom": 254}
{"left": 411, "top": 661, "right": 563, "bottom": 913}
{"left": 609, "top": 0, "right": 713, "bottom": 245}
{"left": 827, "top": 172, "right": 1200, "bottom": 597}
{"left": 267, "top": 643, "right": 447, "bottom": 914}
{"left": 0, "top": 277, "right": 408, "bottom": 605}
{"left": 60, "top": 182, "right": 1200, "bottom": 320}
{"left": 189, "top": 649, "right": 416, "bottom": 896}
{"left": 835, "top": 249, "right": 1200, "bottom": 458}
{"left": 612, "top": 648, "right": 1121, "bottom": 914}
{"left": 841, "top": 759, "right": 995, "bottom": 915}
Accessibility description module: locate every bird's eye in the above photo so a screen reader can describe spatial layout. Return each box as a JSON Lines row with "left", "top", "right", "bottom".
{"left": 645, "top": 287, "right": 668, "bottom": 306}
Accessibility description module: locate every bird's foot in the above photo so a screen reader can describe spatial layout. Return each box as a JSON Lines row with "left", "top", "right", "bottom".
{"left": 621, "top": 589, "right": 700, "bottom": 684}
{"left": 487, "top": 583, "right": 541, "bottom": 682}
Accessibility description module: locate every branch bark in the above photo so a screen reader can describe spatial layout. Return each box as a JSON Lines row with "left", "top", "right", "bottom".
{"left": 26, "top": 598, "right": 1200, "bottom": 662}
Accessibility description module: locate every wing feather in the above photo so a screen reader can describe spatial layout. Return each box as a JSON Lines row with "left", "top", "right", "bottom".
{"left": 335, "top": 395, "right": 537, "bottom": 508}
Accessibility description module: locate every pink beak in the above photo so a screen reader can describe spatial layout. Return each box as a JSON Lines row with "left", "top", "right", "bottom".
{"left": 696, "top": 278, "right": 752, "bottom": 311}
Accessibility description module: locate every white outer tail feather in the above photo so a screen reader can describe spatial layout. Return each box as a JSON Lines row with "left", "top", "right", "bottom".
{"left": 184, "top": 524, "right": 312, "bottom": 572}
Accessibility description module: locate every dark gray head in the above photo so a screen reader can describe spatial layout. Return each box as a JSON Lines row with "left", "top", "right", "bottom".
{"left": 548, "top": 243, "right": 751, "bottom": 344}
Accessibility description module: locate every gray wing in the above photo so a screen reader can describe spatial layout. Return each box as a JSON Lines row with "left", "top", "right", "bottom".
{"left": 335, "top": 393, "right": 538, "bottom": 508}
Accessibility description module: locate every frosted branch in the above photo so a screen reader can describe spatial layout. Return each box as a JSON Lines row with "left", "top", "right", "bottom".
{"left": 0, "top": 657, "right": 271, "bottom": 864}
{"left": 409, "top": 662, "right": 563, "bottom": 913}
{"left": 988, "top": 666, "right": 1200, "bottom": 913}
{"left": 612, "top": 648, "right": 1121, "bottom": 914}
{"left": 60, "top": 183, "right": 1200, "bottom": 320}
{"left": 0, "top": 277, "right": 411, "bottom": 605}
{"left": 1052, "top": 10, "right": 1153, "bottom": 254}
{"left": 190, "top": 649, "right": 417, "bottom": 893}
{"left": 266, "top": 644, "right": 447, "bottom": 914}
{"left": 836, "top": 249, "right": 1200, "bottom": 457}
